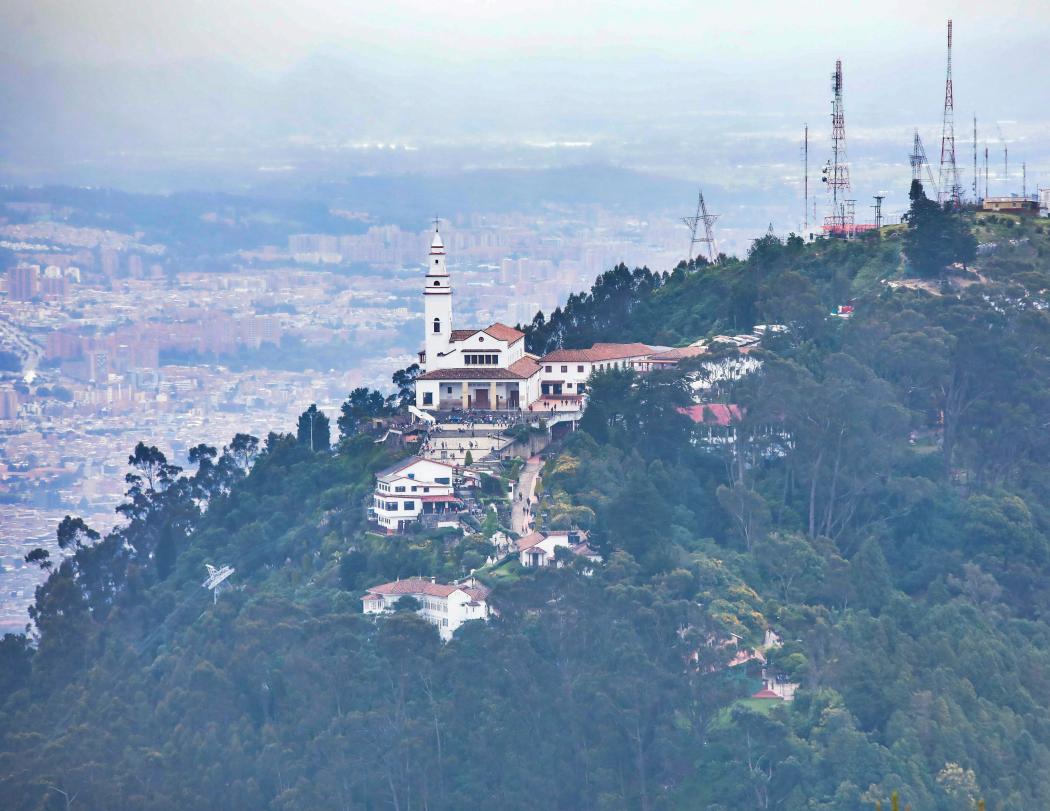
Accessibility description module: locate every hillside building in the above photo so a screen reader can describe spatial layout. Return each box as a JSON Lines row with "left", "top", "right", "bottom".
{"left": 372, "top": 456, "right": 462, "bottom": 533}
{"left": 537, "top": 343, "right": 655, "bottom": 398}
{"left": 415, "top": 229, "right": 544, "bottom": 411}
{"left": 517, "top": 530, "right": 600, "bottom": 568}
{"left": 362, "top": 576, "right": 491, "bottom": 640}
{"left": 981, "top": 197, "right": 1040, "bottom": 216}
{"left": 412, "top": 227, "right": 673, "bottom": 414}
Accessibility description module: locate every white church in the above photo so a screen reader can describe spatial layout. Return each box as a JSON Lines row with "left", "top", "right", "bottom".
{"left": 414, "top": 228, "right": 663, "bottom": 413}
{"left": 414, "top": 229, "right": 543, "bottom": 411}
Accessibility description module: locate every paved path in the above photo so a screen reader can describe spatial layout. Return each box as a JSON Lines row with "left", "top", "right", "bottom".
{"left": 511, "top": 455, "right": 542, "bottom": 536}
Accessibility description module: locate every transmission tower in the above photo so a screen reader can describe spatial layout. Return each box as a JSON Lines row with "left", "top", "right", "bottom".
{"left": 822, "top": 60, "right": 853, "bottom": 237}
{"left": 910, "top": 129, "right": 939, "bottom": 194}
{"left": 681, "top": 189, "right": 720, "bottom": 264}
{"left": 938, "top": 19, "right": 962, "bottom": 208}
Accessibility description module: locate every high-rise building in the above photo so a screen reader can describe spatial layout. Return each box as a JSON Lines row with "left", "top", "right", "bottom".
{"left": 0, "top": 387, "right": 20, "bottom": 420}
{"left": 6, "top": 265, "right": 40, "bottom": 301}
{"left": 99, "top": 249, "right": 120, "bottom": 277}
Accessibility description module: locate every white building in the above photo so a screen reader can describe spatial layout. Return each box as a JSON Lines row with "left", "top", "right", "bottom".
{"left": 411, "top": 226, "right": 686, "bottom": 414}
{"left": 415, "top": 229, "right": 544, "bottom": 411}
{"left": 372, "top": 456, "right": 462, "bottom": 533}
{"left": 362, "top": 576, "right": 491, "bottom": 640}
{"left": 517, "top": 530, "right": 600, "bottom": 568}
{"left": 535, "top": 343, "right": 656, "bottom": 399}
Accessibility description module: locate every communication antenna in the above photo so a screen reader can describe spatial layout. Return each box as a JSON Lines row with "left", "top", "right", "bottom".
{"left": 681, "top": 189, "right": 720, "bottom": 264}
{"left": 803, "top": 124, "right": 809, "bottom": 233}
{"left": 822, "top": 60, "right": 854, "bottom": 237}
{"left": 872, "top": 194, "right": 886, "bottom": 230}
{"left": 910, "top": 130, "right": 939, "bottom": 195}
{"left": 938, "top": 19, "right": 962, "bottom": 208}
{"left": 972, "top": 114, "right": 979, "bottom": 202}
{"left": 984, "top": 144, "right": 989, "bottom": 200}
{"left": 203, "top": 563, "right": 236, "bottom": 603}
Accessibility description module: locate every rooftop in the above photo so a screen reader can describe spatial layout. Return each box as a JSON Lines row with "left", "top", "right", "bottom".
{"left": 417, "top": 356, "right": 540, "bottom": 381}
{"left": 540, "top": 342, "right": 654, "bottom": 363}
{"left": 449, "top": 322, "right": 525, "bottom": 346}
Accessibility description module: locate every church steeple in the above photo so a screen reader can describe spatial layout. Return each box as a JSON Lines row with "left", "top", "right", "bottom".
{"left": 423, "top": 222, "right": 452, "bottom": 370}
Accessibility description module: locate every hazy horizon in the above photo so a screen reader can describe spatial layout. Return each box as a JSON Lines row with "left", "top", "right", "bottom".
{"left": 2, "top": 0, "right": 1047, "bottom": 241}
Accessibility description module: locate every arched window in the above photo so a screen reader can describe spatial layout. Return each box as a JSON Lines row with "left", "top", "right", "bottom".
{"left": 433, "top": 318, "right": 441, "bottom": 334}
{"left": 433, "top": 280, "right": 440, "bottom": 286}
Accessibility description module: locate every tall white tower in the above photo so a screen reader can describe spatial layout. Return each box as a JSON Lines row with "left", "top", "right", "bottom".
{"left": 423, "top": 227, "right": 452, "bottom": 371}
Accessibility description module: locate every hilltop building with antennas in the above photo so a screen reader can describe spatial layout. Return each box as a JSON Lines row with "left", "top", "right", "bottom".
{"left": 981, "top": 197, "right": 1040, "bottom": 217}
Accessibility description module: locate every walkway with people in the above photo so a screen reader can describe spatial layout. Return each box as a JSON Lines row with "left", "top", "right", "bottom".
{"left": 511, "top": 455, "right": 543, "bottom": 535}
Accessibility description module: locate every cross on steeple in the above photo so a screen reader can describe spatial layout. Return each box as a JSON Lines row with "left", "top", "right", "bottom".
{"left": 433, "top": 216, "right": 441, "bottom": 232}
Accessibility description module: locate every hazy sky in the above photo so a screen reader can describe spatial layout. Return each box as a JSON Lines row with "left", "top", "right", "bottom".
{"left": 6, "top": 0, "right": 1045, "bottom": 69}
{"left": 1, "top": 0, "right": 1046, "bottom": 211}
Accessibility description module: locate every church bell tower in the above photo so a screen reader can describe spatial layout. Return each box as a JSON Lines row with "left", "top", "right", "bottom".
{"left": 423, "top": 226, "right": 452, "bottom": 371}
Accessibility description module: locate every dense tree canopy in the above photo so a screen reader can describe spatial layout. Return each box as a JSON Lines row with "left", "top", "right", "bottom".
{"left": 4, "top": 205, "right": 1050, "bottom": 809}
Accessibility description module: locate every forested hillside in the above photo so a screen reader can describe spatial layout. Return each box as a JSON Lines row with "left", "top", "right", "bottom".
{"left": 4, "top": 187, "right": 1050, "bottom": 810}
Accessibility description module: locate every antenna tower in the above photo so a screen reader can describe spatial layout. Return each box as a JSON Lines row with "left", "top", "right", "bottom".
{"left": 681, "top": 189, "right": 720, "bottom": 264}
{"left": 803, "top": 124, "right": 809, "bottom": 233}
{"left": 910, "top": 129, "right": 939, "bottom": 194}
{"left": 938, "top": 19, "right": 962, "bottom": 208}
{"left": 822, "top": 60, "right": 854, "bottom": 237}
{"left": 972, "top": 114, "right": 979, "bottom": 201}
{"left": 872, "top": 194, "right": 885, "bottom": 230}
{"left": 984, "top": 145, "right": 989, "bottom": 200}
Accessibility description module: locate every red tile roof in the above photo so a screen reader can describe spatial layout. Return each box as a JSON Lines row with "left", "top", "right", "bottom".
{"left": 364, "top": 577, "right": 491, "bottom": 601}
{"left": 677, "top": 404, "right": 743, "bottom": 426}
{"left": 516, "top": 531, "right": 545, "bottom": 551}
{"left": 417, "top": 357, "right": 540, "bottom": 381}
{"left": 376, "top": 455, "right": 457, "bottom": 478}
{"left": 751, "top": 688, "right": 783, "bottom": 700}
{"left": 649, "top": 345, "right": 707, "bottom": 362}
{"left": 540, "top": 342, "right": 654, "bottom": 363}
{"left": 365, "top": 578, "right": 461, "bottom": 598}
{"left": 448, "top": 323, "right": 525, "bottom": 345}
{"left": 484, "top": 323, "right": 525, "bottom": 344}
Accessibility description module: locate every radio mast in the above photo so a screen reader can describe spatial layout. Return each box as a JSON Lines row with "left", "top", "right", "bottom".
{"left": 938, "top": 19, "right": 962, "bottom": 208}
{"left": 972, "top": 114, "right": 979, "bottom": 202}
{"left": 822, "top": 60, "right": 853, "bottom": 237}
{"left": 803, "top": 124, "right": 809, "bottom": 233}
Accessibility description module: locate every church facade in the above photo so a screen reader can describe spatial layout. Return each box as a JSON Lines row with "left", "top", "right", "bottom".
{"left": 413, "top": 227, "right": 668, "bottom": 414}
{"left": 414, "top": 229, "right": 544, "bottom": 411}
